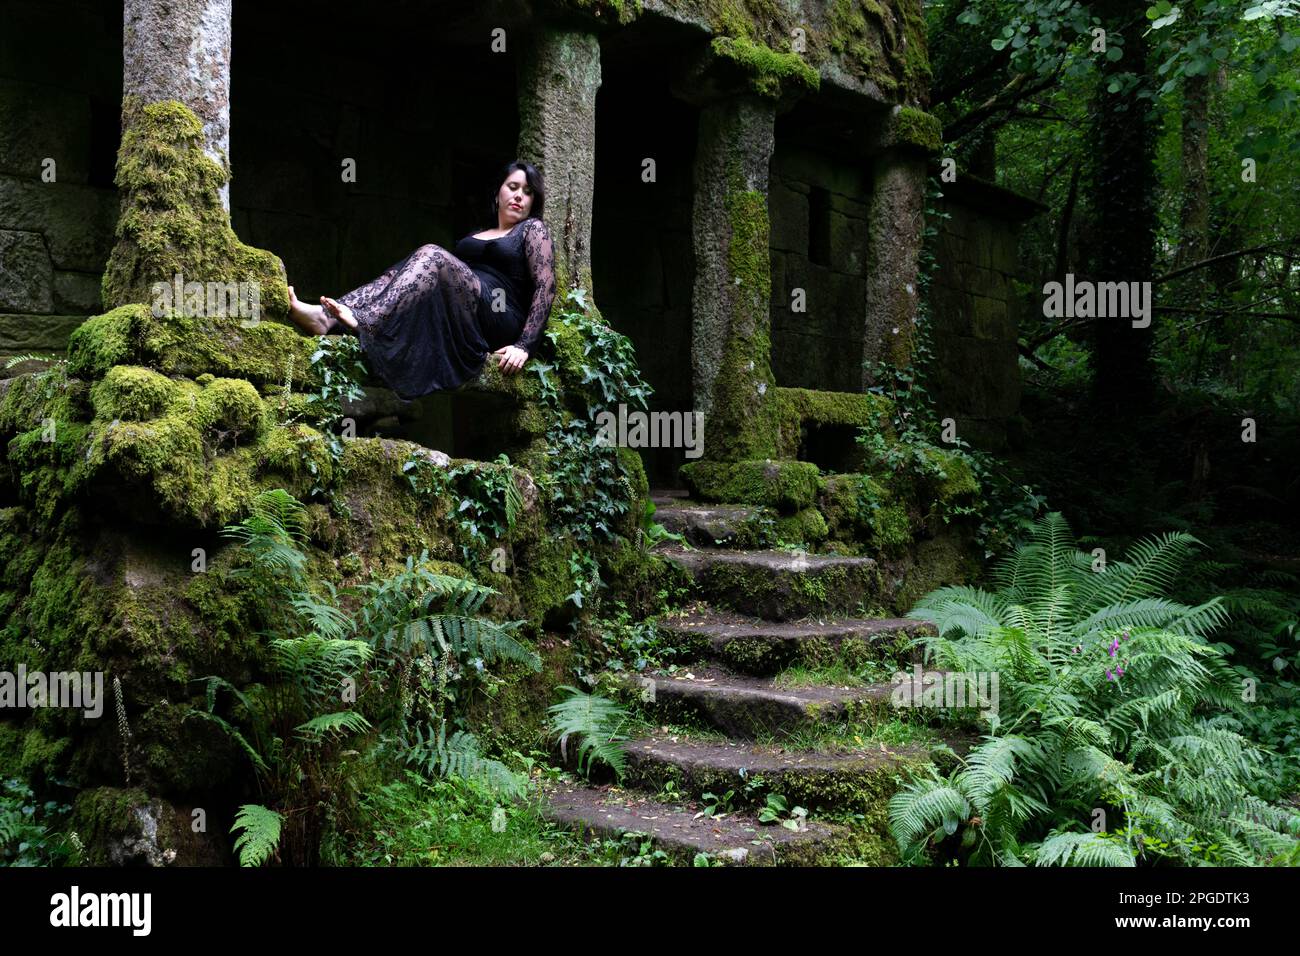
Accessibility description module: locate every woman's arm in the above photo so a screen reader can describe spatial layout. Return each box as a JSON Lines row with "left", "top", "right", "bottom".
{"left": 513, "top": 218, "right": 558, "bottom": 355}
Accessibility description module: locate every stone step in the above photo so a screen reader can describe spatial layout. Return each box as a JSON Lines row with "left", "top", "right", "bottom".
{"left": 543, "top": 783, "right": 842, "bottom": 866}
{"left": 650, "top": 500, "right": 775, "bottom": 549}
{"left": 655, "top": 545, "right": 881, "bottom": 620}
{"left": 624, "top": 667, "right": 891, "bottom": 738}
{"left": 658, "top": 606, "right": 934, "bottom": 674}
{"left": 621, "top": 734, "right": 927, "bottom": 814}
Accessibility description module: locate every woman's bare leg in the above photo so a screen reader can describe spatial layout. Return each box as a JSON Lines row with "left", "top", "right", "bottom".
{"left": 288, "top": 285, "right": 330, "bottom": 335}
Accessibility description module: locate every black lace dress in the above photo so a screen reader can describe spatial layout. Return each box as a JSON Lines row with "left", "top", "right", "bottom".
{"left": 327, "top": 217, "right": 557, "bottom": 400}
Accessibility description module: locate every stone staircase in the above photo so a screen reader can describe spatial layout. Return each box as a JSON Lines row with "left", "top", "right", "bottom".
{"left": 543, "top": 491, "right": 965, "bottom": 866}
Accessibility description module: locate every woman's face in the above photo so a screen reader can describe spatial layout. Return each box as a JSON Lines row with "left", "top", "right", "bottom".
{"left": 498, "top": 172, "right": 534, "bottom": 224}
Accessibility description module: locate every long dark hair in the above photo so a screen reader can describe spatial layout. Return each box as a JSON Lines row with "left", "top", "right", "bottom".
{"left": 491, "top": 160, "right": 545, "bottom": 223}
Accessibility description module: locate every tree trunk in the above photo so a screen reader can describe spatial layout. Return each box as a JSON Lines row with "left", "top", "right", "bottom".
{"left": 1087, "top": 0, "right": 1158, "bottom": 408}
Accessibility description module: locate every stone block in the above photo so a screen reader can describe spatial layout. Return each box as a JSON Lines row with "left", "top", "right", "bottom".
{"left": 0, "top": 229, "right": 53, "bottom": 312}
{"left": 0, "top": 80, "right": 92, "bottom": 182}
{"left": 0, "top": 174, "right": 118, "bottom": 272}
{"left": 0, "top": 312, "right": 86, "bottom": 352}
{"left": 769, "top": 178, "right": 808, "bottom": 254}
{"left": 52, "top": 270, "right": 102, "bottom": 313}
{"left": 827, "top": 207, "right": 867, "bottom": 274}
{"left": 970, "top": 294, "right": 1014, "bottom": 341}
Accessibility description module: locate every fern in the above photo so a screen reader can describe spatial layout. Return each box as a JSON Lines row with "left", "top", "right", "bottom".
{"left": 547, "top": 686, "right": 631, "bottom": 781}
{"left": 891, "top": 512, "right": 1300, "bottom": 866}
{"left": 402, "top": 721, "right": 527, "bottom": 798}
{"left": 231, "top": 804, "right": 283, "bottom": 867}
{"left": 1034, "top": 831, "right": 1136, "bottom": 867}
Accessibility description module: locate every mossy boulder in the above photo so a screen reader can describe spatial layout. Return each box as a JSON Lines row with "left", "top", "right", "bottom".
{"left": 680, "top": 458, "right": 822, "bottom": 511}
{"left": 68, "top": 304, "right": 321, "bottom": 390}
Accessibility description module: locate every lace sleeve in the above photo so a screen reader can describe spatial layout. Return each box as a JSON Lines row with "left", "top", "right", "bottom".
{"left": 514, "top": 217, "right": 557, "bottom": 354}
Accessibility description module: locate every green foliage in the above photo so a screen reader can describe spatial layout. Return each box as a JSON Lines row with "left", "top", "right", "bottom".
{"left": 302, "top": 334, "right": 368, "bottom": 500}
{"left": 230, "top": 804, "right": 284, "bottom": 867}
{"left": 192, "top": 487, "right": 533, "bottom": 865}
{"left": 859, "top": 179, "right": 1046, "bottom": 556}
{"left": 403, "top": 454, "right": 525, "bottom": 570}
{"left": 0, "top": 778, "right": 75, "bottom": 867}
{"left": 328, "top": 769, "right": 583, "bottom": 866}
{"left": 573, "top": 603, "right": 683, "bottom": 684}
{"left": 547, "top": 685, "right": 631, "bottom": 781}
{"left": 535, "top": 289, "right": 653, "bottom": 551}
{"left": 635, "top": 499, "right": 686, "bottom": 554}
{"left": 889, "top": 512, "right": 1300, "bottom": 866}
{"left": 401, "top": 722, "right": 527, "bottom": 799}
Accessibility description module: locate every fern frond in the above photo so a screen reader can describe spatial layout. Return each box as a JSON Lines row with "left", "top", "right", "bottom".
{"left": 402, "top": 721, "right": 528, "bottom": 798}
{"left": 887, "top": 776, "right": 972, "bottom": 856}
{"left": 231, "top": 804, "right": 283, "bottom": 867}
{"left": 1034, "top": 831, "right": 1136, "bottom": 867}
{"left": 547, "top": 685, "right": 630, "bottom": 780}
{"left": 295, "top": 710, "right": 372, "bottom": 741}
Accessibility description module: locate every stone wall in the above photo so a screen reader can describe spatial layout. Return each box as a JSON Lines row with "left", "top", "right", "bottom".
{"left": 768, "top": 141, "right": 873, "bottom": 394}
{"left": 928, "top": 176, "right": 1041, "bottom": 451}
{"left": 0, "top": 0, "right": 122, "bottom": 357}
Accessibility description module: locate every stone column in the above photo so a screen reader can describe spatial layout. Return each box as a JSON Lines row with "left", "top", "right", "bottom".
{"left": 122, "top": 0, "right": 233, "bottom": 211}
{"left": 516, "top": 27, "right": 601, "bottom": 303}
{"left": 688, "top": 93, "right": 779, "bottom": 462}
{"left": 860, "top": 107, "right": 940, "bottom": 388}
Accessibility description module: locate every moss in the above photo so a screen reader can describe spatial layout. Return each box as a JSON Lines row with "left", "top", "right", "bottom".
{"left": 680, "top": 458, "right": 821, "bottom": 510}
{"left": 774, "top": 506, "right": 829, "bottom": 546}
{"left": 869, "top": 501, "right": 911, "bottom": 553}
{"left": 558, "top": 0, "right": 644, "bottom": 26}
{"left": 919, "top": 446, "right": 979, "bottom": 501}
{"left": 699, "top": 167, "right": 781, "bottom": 463}
{"left": 889, "top": 105, "right": 942, "bottom": 153}
{"left": 896, "top": 532, "right": 979, "bottom": 610}
{"left": 66, "top": 307, "right": 138, "bottom": 379}
{"left": 6, "top": 420, "right": 93, "bottom": 523}
{"left": 772, "top": 386, "right": 891, "bottom": 459}
{"left": 90, "top": 365, "right": 180, "bottom": 421}
{"left": 826, "top": 0, "right": 931, "bottom": 103}
{"left": 710, "top": 34, "right": 820, "bottom": 99}
{"left": 103, "top": 100, "right": 289, "bottom": 320}
{"left": 67, "top": 303, "right": 322, "bottom": 390}
{"left": 190, "top": 377, "right": 266, "bottom": 438}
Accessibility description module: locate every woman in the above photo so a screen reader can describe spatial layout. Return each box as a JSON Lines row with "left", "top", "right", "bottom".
{"left": 286, "top": 161, "right": 557, "bottom": 400}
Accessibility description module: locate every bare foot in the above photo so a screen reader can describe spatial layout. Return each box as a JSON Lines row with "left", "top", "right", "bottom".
{"left": 320, "top": 296, "right": 358, "bottom": 331}
{"left": 288, "top": 285, "right": 329, "bottom": 335}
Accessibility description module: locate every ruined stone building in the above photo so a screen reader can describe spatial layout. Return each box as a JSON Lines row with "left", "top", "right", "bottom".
{"left": 2, "top": 0, "right": 1029, "bottom": 485}
{"left": 0, "top": 0, "right": 1044, "bottom": 862}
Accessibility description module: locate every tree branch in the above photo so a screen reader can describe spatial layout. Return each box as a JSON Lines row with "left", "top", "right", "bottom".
{"left": 1153, "top": 239, "right": 1300, "bottom": 286}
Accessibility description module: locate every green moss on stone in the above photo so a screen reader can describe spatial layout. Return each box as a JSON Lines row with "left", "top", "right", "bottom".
{"left": 772, "top": 387, "right": 891, "bottom": 459}
{"left": 90, "top": 366, "right": 180, "bottom": 421}
{"left": 680, "top": 458, "right": 821, "bottom": 511}
{"left": 890, "top": 106, "right": 942, "bottom": 153}
{"left": 103, "top": 100, "right": 289, "bottom": 320}
{"left": 774, "top": 506, "right": 828, "bottom": 546}
{"left": 67, "top": 303, "right": 321, "bottom": 390}
{"left": 710, "top": 34, "right": 820, "bottom": 99}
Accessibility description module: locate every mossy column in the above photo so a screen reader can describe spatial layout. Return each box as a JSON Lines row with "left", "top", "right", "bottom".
{"left": 123, "top": 0, "right": 233, "bottom": 212}
{"left": 516, "top": 27, "right": 601, "bottom": 307}
{"left": 690, "top": 94, "right": 779, "bottom": 462}
{"left": 860, "top": 106, "right": 940, "bottom": 388}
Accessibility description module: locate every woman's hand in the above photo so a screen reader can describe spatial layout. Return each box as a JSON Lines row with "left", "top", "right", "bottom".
{"left": 493, "top": 345, "right": 528, "bottom": 374}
